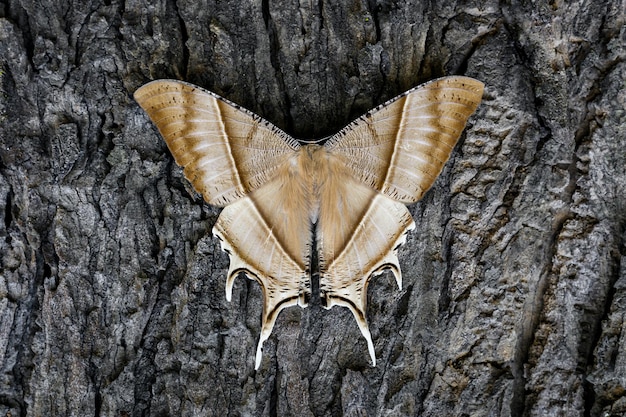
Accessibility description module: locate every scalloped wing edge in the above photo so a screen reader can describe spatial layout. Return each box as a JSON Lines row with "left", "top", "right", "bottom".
{"left": 321, "top": 216, "right": 416, "bottom": 366}
{"left": 213, "top": 215, "right": 309, "bottom": 370}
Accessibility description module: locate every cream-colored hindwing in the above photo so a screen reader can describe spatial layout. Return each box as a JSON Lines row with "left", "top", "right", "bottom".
{"left": 134, "top": 76, "right": 484, "bottom": 369}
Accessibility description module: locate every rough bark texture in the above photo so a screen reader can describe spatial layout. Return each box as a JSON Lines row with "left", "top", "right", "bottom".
{"left": 1, "top": 0, "right": 625, "bottom": 416}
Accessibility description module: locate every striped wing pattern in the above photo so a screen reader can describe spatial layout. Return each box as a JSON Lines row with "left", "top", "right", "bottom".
{"left": 134, "top": 80, "right": 299, "bottom": 207}
{"left": 135, "top": 76, "right": 484, "bottom": 369}
{"left": 326, "top": 77, "right": 485, "bottom": 203}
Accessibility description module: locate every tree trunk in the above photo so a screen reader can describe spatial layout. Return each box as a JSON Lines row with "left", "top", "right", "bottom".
{"left": 1, "top": 0, "right": 624, "bottom": 416}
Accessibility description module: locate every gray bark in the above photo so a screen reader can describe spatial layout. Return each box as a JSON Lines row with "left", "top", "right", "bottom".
{"left": 1, "top": 0, "right": 625, "bottom": 416}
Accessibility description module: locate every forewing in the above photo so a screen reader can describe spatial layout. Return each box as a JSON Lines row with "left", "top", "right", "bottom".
{"left": 325, "top": 76, "right": 484, "bottom": 203}
{"left": 316, "top": 154, "right": 415, "bottom": 366}
{"left": 134, "top": 80, "right": 300, "bottom": 206}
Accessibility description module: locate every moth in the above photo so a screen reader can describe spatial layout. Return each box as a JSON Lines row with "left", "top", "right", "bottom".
{"left": 134, "top": 76, "right": 484, "bottom": 369}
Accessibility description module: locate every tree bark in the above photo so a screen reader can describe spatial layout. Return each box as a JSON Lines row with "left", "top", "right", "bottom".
{"left": 1, "top": 0, "right": 625, "bottom": 416}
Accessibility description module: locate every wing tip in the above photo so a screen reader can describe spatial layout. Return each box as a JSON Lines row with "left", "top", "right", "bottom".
{"left": 255, "top": 331, "right": 269, "bottom": 370}
{"left": 361, "top": 324, "right": 377, "bottom": 367}
{"left": 133, "top": 79, "right": 190, "bottom": 104}
{"left": 347, "top": 302, "right": 377, "bottom": 367}
{"left": 321, "top": 296, "right": 378, "bottom": 367}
